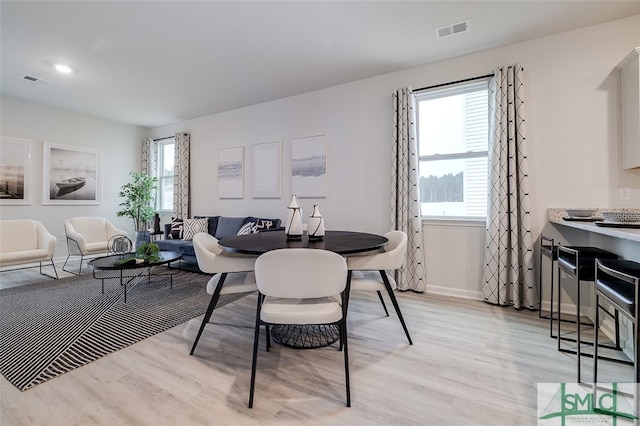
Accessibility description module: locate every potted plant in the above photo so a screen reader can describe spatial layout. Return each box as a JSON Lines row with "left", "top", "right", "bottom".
{"left": 135, "top": 242, "right": 161, "bottom": 263}
{"left": 116, "top": 171, "right": 158, "bottom": 248}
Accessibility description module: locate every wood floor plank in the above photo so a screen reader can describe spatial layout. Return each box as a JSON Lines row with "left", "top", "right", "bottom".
{"left": 1, "top": 287, "right": 633, "bottom": 425}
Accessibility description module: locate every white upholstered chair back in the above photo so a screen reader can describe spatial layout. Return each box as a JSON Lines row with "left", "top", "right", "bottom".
{"left": 0, "top": 219, "right": 58, "bottom": 278}
{"left": 64, "top": 217, "right": 126, "bottom": 253}
{"left": 346, "top": 230, "right": 407, "bottom": 271}
{"left": 0, "top": 219, "right": 56, "bottom": 263}
{"left": 189, "top": 231, "right": 257, "bottom": 356}
{"left": 192, "top": 232, "right": 256, "bottom": 274}
{"left": 249, "top": 248, "right": 351, "bottom": 408}
{"left": 63, "top": 216, "right": 127, "bottom": 275}
{"left": 344, "top": 230, "right": 413, "bottom": 345}
{"left": 255, "top": 248, "right": 347, "bottom": 299}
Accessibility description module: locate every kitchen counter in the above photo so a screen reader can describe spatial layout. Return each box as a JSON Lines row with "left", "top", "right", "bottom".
{"left": 548, "top": 208, "right": 640, "bottom": 243}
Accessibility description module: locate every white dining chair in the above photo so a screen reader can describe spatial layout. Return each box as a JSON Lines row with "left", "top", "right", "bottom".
{"left": 346, "top": 230, "right": 413, "bottom": 345}
{"left": 190, "top": 232, "right": 257, "bottom": 355}
{"left": 248, "top": 248, "right": 350, "bottom": 408}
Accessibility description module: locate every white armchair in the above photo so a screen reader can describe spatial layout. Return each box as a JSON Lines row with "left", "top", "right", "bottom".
{"left": 62, "top": 217, "right": 127, "bottom": 275}
{"left": 0, "top": 219, "right": 58, "bottom": 278}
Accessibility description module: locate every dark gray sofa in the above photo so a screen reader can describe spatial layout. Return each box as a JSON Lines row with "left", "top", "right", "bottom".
{"left": 155, "top": 215, "right": 282, "bottom": 271}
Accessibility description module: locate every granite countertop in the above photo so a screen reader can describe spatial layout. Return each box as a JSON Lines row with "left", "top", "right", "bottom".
{"left": 548, "top": 208, "right": 640, "bottom": 243}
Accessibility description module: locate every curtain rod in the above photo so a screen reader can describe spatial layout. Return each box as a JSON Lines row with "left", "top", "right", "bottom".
{"left": 413, "top": 72, "right": 494, "bottom": 93}
{"left": 153, "top": 136, "right": 174, "bottom": 142}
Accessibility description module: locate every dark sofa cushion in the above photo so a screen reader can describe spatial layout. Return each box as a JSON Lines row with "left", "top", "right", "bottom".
{"left": 214, "top": 216, "right": 248, "bottom": 239}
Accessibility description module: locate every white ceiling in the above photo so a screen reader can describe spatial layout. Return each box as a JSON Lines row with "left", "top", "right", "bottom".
{"left": 2, "top": 1, "right": 639, "bottom": 128}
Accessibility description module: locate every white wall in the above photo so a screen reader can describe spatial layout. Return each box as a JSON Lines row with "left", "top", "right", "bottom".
{"left": 3, "top": 16, "right": 637, "bottom": 301}
{"left": 150, "top": 15, "right": 640, "bottom": 300}
{"left": 0, "top": 97, "right": 147, "bottom": 259}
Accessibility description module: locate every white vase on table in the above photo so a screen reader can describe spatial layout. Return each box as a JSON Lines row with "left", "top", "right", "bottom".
{"left": 285, "top": 194, "right": 303, "bottom": 240}
{"left": 307, "top": 205, "right": 325, "bottom": 240}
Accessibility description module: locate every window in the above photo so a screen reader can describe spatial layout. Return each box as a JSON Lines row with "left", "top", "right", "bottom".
{"left": 156, "top": 137, "right": 175, "bottom": 212}
{"left": 415, "top": 79, "right": 489, "bottom": 219}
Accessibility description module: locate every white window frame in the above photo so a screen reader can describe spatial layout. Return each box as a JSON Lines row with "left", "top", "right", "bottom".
{"left": 156, "top": 137, "right": 175, "bottom": 213}
{"left": 415, "top": 78, "right": 490, "bottom": 224}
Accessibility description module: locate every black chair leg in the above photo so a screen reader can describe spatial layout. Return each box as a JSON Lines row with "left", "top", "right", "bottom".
{"left": 593, "top": 293, "right": 601, "bottom": 385}
{"left": 376, "top": 290, "right": 389, "bottom": 316}
{"left": 379, "top": 270, "right": 413, "bottom": 345}
{"left": 62, "top": 254, "right": 84, "bottom": 275}
{"left": 248, "top": 292, "right": 263, "bottom": 408}
{"left": 39, "top": 259, "right": 58, "bottom": 279}
{"left": 549, "top": 262, "right": 555, "bottom": 337}
{"left": 189, "top": 273, "right": 226, "bottom": 355}
{"left": 265, "top": 324, "right": 271, "bottom": 352}
{"left": 62, "top": 254, "right": 73, "bottom": 274}
{"left": 576, "top": 278, "right": 582, "bottom": 383}
{"left": 557, "top": 270, "right": 563, "bottom": 352}
{"left": 342, "top": 319, "right": 351, "bottom": 407}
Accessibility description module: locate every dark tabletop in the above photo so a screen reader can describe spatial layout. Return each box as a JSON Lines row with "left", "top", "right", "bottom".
{"left": 88, "top": 251, "right": 182, "bottom": 270}
{"left": 219, "top": 230, "right": 388, "bottom": 256}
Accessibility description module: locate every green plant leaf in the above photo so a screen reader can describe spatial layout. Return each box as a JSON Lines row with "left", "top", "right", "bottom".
{"left": 116, "top": 171, "right": 158, "bottom": 231}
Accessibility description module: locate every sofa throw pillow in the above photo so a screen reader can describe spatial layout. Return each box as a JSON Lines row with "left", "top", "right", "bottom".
{"left": 168, "top": 218, "right": 184, "bottom": 239}
{"left": 247, "top": 217, "right": 282, "bottom": 232}
{"left": 182, "top": 218, "right": 209, "bottom": 241}
{"left": 194, "top": 215, "right": 219, "bottom": 236}
{"left": 237, "top": 222, "right": 257, "bottom": 235}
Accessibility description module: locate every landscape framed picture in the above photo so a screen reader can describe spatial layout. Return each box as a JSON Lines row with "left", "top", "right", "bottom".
{"left": 218, "top": 146, "right": 244, "bottom": 199}
{"left": 0, "top": 136, "right": 32, "bottom": 205}
{"left": 252, "top": 141, "right": 281, "bottom": 199}
{"left": 291, "top": 134, "right": 327, "bottom": 198}
{"left": 43, "top": 143, "right": 100, "bottom": 205}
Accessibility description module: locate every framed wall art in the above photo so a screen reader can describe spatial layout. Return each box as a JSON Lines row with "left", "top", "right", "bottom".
{"left": 218, "top": 146, "right": 244, "bottom": 199}
{"left": 291, "top": 134, "right": 327, "bottom": 198}
{"left": 43, "top": 143, "right": 100, "bottom": 205}
{"left": 0, "top": 136, "right": 32, "bottom": 205}
{"left": 252, "top": 141, "right": 281, "bottom": 199}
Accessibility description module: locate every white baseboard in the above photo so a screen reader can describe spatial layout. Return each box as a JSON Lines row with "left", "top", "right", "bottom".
{"left": 426, "top": 284, "right": 483, "bottom": 301}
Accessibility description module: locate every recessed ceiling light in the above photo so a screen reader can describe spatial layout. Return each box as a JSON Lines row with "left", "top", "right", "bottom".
{"left": 54, "top": 63, "right": 72, "bottom": 74}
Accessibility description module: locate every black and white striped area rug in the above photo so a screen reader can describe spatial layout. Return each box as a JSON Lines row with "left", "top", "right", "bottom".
{"left": 0, "top": 268, "right": 250, "bottom": 391}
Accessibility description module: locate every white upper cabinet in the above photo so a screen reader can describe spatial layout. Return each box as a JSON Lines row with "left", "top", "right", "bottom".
{"left": 617, "top": 48, "right": 640, "bottom": 170}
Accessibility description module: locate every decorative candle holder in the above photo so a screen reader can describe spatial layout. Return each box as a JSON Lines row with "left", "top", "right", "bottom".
{"left": 285, "top": 194, "right": 303, "bottom": 240}
{"left": 307, "top": 205, "right": 325, "bottom": 240}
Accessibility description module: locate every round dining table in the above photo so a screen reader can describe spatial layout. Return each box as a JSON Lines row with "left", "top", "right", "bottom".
{"left": 218, "top": 230, "right": 388, "bottom": 348}
{"left": 218, "top": 230, "right": 388, "bottom": 256}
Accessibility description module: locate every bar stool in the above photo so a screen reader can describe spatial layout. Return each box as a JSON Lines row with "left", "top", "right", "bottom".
{"left": 593, "top": 258, "right": 639, "bottom": 386}
{"left": 540, "top": 237, "right": 586, "bottom": 339}
{"left": 539, "top": 236, "right": 558, "bottom": 335}
{"left": 557, "top": 245, "right": 619, "bottom": 383}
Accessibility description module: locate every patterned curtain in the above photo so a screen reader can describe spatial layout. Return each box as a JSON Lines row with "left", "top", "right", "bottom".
{"left": 482, "top": 65, "right": 536, "bottom": 309}
{"left": 141, "top": 137, "right": 158, "bottom": 176}
{"left": 391, "top": 87, "right": 427, "bottom": 292}
{"left": 173, "top": 132, "right": 190, "bottom": 219}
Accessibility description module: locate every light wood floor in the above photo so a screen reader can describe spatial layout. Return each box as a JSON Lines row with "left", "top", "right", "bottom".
{"left": 0, "top": 267, "right": 633, "bottom": 425}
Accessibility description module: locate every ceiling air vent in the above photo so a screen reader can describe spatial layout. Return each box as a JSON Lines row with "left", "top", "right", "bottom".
{"left": 22, "top": 75, "right": 53, "bottom": 86}
{"left": 435, "top": 20, "right": 470, "bottom": 39}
